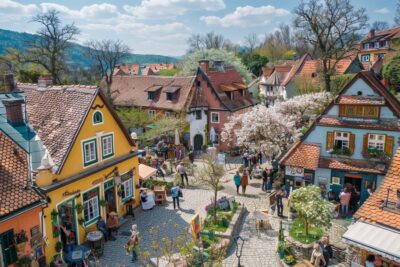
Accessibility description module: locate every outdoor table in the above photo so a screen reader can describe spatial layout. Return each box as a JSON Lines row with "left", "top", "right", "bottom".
{"left": 154, "top": 185, "right": 167, "bottom": 204}
{"left": 65, "top": 245, "right": 89, "bottom": 265}
{"left": 86, "top": 231, "right": 104, "bottom": 257}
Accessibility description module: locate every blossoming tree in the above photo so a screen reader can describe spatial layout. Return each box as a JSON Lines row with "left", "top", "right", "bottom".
{"left": 221, "top": 92, "right": 332, "bottom": 162}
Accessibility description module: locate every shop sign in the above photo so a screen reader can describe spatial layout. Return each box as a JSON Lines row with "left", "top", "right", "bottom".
{"left": 285, "top": 166, "right": 304, "bottom": 176}
{"left": 92, "top": 178, "right": 103, "bottom": 185}
{"left": 191, "top": 213, "right": 201, "bottom": 241}
{"left": 62, "top": 189, "right": 80, "bottom": 197}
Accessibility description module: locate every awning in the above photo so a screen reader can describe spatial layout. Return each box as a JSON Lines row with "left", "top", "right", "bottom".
{"left": 139, "top": 164, "right": 157, "bottom": 180}
{"left": 342, "top": 221, "right": 400, "bottom": 262}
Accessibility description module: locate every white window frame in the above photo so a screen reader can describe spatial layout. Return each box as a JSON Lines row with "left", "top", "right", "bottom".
{"left": 148, "top": 110, "right": 156, "bottom": 118}
{"left": 82, "top": 138, "right": 98, "bottom": 166}
{"left": 363, "top": 43, "right": 369, "bottom": 50}
{"left": 82, "top": 188, "right": 100, "bottom": 226}
{"left": 361, "top": 54, "right": 370, "bottom": 62}
{"left": 121, "top": 179, "right": 133, "bottom": 202}
{"left": 334, "top": 132, "right": 349, "bottom": 149}
{"left": 374, "top": 42, "right": 380, "bottom": 49}
{"left": 368, "top": 134, "right": 385, "bottom": 151}
{"left": 101, "top": 133, "right": 114, "bottom": 159}
{"left": 211, "top": 112, "right": 220, "bottom": 123}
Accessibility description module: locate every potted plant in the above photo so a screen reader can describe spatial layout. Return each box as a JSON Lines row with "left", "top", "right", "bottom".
{"left": 277, "top": 241, "right": 285, "bottom": 259}
{"left": 284, "top": 255, "right": 296, "bottom": 265}
{"left": 50, "top": 209, "right": 59, "bottom": 219}
{"left": 14, "top": 230, "right": 28, "bottom": 252}
{"left": 100, "top": 198, "right": 107, "bottom": 207}
{"left": 55, "top": 241, "right": 62, "bottom": 253}
{"left": 78, "top": 218, "right": 85, "bottom": 225}
{"left": 74, "top": 203, "right": 83, "bottom": 213}
{"left": 117, "top": 187, "right": 123, "bottom": 196}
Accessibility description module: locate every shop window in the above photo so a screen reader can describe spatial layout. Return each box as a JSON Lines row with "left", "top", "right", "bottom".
{"left": 211, "top": 112, "right": 219, "bottom": 123}
{"left": 0, "top": 230, "right": 17, "bottom": 266}
{"left": 83, "top": 188, "right": 100, "bottom": 225}
{"left": 334, "top": 132, "right": 349, "bottom": 149}
{"left": 101, "top": 134, "right": 114, "bottom": 159}
{"left": 304, "top": 173, "right": 313, "bottom": 186}
{"left": 368, "top": 134, "right": 385, "bottom": 151}
{"left": 93, "top": 111, "right": 103, "bottom": 125}
{"left": 195, "top": 110, "right": 202, "bottom": 120}
{"left": 294, "top": 177, "right": 304, "bottom": 188}
{"left": 82, "top": 139, "right": 98, "bottom": 166}
{"left": 121, "top": 179, "right": 133, "bottom": 202}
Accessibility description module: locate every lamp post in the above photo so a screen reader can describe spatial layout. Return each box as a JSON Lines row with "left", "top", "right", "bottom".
{"left": 234, "top": 235, "right": 245, "bottom": 267}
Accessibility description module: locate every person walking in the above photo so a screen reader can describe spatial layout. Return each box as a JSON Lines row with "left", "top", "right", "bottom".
{"left": 240, "top": 170, "right": 249, "bottom": 194}
{"left": 339, "top": 188, "right": 351, "bottom": 217}
{"left": 177, "top": 163, "right": 189, "bottom": 186}
{"left": 170, "top": 185, "right": 181, "bottom": 210}
{"left": 276, "top": 186, "right": 286, "bottom": 217}
{"left": 318, "top": 236, "right": 333, "bottom": 267}
{"left": 126, "top": 225, "right": 139, "bottom": 262}
{"left": 156, "top": 160, "right": 164, "bottom": 178}
{"left": 233, "top": 171, "right": 241, "bottom": 195}
{"left": 310, "top": 243, "right": 326, "bottom": 267}
{"left": 262, "top": 167, "right": 268, "bottom": 192}
{"left": 188, "top": 148, "right": 195, "bottom": 164}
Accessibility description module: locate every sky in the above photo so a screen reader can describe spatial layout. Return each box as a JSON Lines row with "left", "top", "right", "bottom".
{"left": 0, "top": 0, "right": 398, "bottom": 56}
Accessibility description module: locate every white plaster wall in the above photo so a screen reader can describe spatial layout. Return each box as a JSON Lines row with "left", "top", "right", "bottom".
{"left": 186, "top": 109, "right": 207, "bottom": 147}
{"left": 343, "top": 79, "right": 378, "bottom": 96}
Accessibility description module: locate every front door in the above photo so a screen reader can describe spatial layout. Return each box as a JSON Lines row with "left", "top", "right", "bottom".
{"left": 105, "top": 188, "right": 117, "bottom": 214}
{"left": 58, "top": 199, "right": 77, "bottom": 247}
{"left": 0, "top": 230, "right": 17, "bottom": 266}
{"left": 193, "top": 134, "right": 203, "bottom": 151}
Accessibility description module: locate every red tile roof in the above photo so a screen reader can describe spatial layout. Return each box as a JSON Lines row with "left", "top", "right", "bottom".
{"left": 111, "top": 75, "right": 196, "bottom": 111}
{"left": 319, "top": 157, "right": 386, "bottom": 174}
{"left": 0, "top": 131, "right": 42, "bottom": 218}
{"left": 262, "top": 67, "right": 274, "bottom": 79}
{"left": 336, "top": 95, "right": 385, "bottom": 105}
{"left": 300, "top": 57, "right": 356, "bottom": 77}
{"left": 280, "top": 142, "right": 321, "bottom": 170}
{"left": 361, "top": 26, "right": 400, "bottom": 42}
{"left": 148, "top": 64, "right": 175, "bottom": 73}
{"left": 115, "top": 64, "right": 141, "bottom": 75}
{"left": 282, "top": 54, "right": 312, "bottom": 86}
{"left": 355, "top": 148, "right": 400, "bottom": 229}
{"left": 317, "top": 116, "right": 400, "bottom": 131}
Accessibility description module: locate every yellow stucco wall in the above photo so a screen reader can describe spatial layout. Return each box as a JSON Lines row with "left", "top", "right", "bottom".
{"left": 37, "top": 94, "right": 140, "bottom": 262}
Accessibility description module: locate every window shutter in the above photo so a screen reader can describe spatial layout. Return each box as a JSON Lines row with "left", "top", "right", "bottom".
{"left": 363, "top": 134, "right": 369, "bottom": 154}
{"left": 385, "top": 135, "right": 394, "bottom": 157}
{"left": 326, "top": 132, "right": 334, "bottom": 150}
{"left": 349, "top": 133, "right": 355, "bottom": 155}
{"left": 339, "top": 105, "right": 346, "bottom": 116}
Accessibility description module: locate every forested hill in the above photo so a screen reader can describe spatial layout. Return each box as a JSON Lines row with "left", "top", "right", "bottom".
{"left": 0, "top": 29, "right": 178, "bottom": 68}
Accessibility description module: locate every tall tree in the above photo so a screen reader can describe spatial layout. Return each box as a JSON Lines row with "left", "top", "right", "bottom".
{"left": 27, "top": 10, "right": 79, "bottom": 84}
{"left": 186, "top": 32, "right": 235, "bottom": 53}
{"left": 371, "top": 21, "right": 389, "bottom": 31}
{"left": 86, "top": 39, "right": 130, "bottom": 102}
{"left": 395, "top": 0, "right": 400, "bottom": 26}
{"left": 294, "top": 0, "right": 368, "bottom": 91}
{"left": 244, "top": 33, "right": 259, "bottom": 53}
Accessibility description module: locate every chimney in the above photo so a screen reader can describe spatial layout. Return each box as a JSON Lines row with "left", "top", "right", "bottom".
{"left": 3, "top": 73, "right": 16, "bottom": 92}
{"left": 368, "top": 29, "right": 375, "bottom": 38}
{"left": 199, "top": 60, "right": 209, "bottom": 73}
{"left": 214, "top": 60, "right": 225, "bottom": 72}
{"left": 2, "top": 98, "right": 25, "bottom": 126}
{"left": 38, "top": 75, "right": 53, "bottom": 87}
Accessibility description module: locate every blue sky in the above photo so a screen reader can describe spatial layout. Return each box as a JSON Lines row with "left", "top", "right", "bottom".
{"left": 0, "top": 0, "right": 397, "bottom": 56}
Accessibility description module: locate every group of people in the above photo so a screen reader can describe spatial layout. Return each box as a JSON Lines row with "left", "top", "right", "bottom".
{"left": 233, "top": 170, "right": 249, "bottom": 194}
{"left": 365, "top": 254, "right": 384, "bottom": 267}
{"left": 310, "top": 236, "right": 333, "bottom": 267}
{"left": 242, "top": 148, "right": 262, "bottom": 169}
{"left": 96, "top": 213, "right": 119, "bottom": 242}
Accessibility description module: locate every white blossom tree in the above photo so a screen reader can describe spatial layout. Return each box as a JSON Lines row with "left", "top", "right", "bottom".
{"left": 221, "top": 92, "right": 332, "bottom": 162}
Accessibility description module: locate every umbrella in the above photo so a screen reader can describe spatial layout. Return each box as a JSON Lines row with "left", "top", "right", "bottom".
{"left": 174, "top": 128, "right": 180, "bottom": 145}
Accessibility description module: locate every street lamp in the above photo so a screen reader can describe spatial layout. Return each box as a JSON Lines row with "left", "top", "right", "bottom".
{"left": 234, "top": 235, "right": 245, "bottom": 267}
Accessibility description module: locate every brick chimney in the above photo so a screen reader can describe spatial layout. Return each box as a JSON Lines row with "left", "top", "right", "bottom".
{"left": 2, "top": 98, "right": 25, "bottom": 126}
{"left": 3, "top": 73, "right": 16, "bottom": 92}
{"left": 199, "top": 60, "right": 209, "bottom": 73}
{"left": 368, "top": 29, "right": 375, "bottom": 38}
{"left": 38, "top": 75, "right": 53, "bottom": 87}
{"left": 214, "top": 60, "right": 225, "bottom": 72}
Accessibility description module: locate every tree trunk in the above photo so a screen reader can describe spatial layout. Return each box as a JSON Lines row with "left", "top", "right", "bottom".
{"left": 322, "top": 61, "right": 331, "bottom": 92}
{"left": 213, "top": 187, "right": 218, "bottom": 224}
{"left": 304, "top": 217, "right": 309, "bottom": 237}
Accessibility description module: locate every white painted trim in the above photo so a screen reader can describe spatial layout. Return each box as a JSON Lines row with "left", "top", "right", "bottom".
{"left": 81, "top": 137, "right": 98, "bottom": 169}
{"left": 210, "top": 111, "right": 220, "bottom": 123}
{"left": 55, "top": 194, "right": 80, "bottom": 246}
{"left": 80, "top": 185, "right": 102, "bottom": 228}
{"left": 100, "top": 132, "right": 115, "bottom": 160}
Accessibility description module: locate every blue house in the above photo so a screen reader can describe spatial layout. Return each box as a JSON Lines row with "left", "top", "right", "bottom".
{"left": 280, "top": 71, "right": 400, "bottom": 203}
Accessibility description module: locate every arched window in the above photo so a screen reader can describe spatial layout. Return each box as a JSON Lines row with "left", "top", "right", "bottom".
{"left": 93, "top": 111, "right": 103, "bottom": 125}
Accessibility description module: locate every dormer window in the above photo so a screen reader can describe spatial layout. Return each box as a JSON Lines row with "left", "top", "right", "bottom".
{"left": 166, "top": 93, "right": 174, "bottom": 101}
{"left": 226, "top": 92, "right": 233, "bottom": 100}
{"left": 164, "top": 86, "right": 180, "bottom": 101}
{"left": 146, "top": 85, "right": 162, "bottom": 101}
{"left": 148, "top": 92, "right": 156, "bottom": 100}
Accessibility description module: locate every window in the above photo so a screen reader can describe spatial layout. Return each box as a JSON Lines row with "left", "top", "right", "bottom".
{"left": 311, "top": 72, "right": 317, "bottom": 78}
{"left": 166, "top": 92, "right": 175, "bottom": 101}
{"left": 148, "top": 110, "right": 156, "bottom": 118}
{"left": 239, "top": 90, "right": 244, "bottom": 96}
{"left": 148, "top": 92, "right": 156, "bottom": 100}
{"left": 334, "top": 132, "right": 349, "bottom": 149}
{"left": 368, "top": 134, "right": 385, "bottom": 151}
{"left": 363, "top": 43, "right": 369, "bottom": 49}
{"left": 374, "top": 42, "right": 380, "bottom": 49}
{"left": 195, "top": 110, "right": 202, "bottom": 120}
{"left": 339, "top": 105, "right": 379, "bottom": 118}
{"left": 226, "top": 92, "right": 233, "bottom": 100}
{"left": 211, "top": 112, "right": 219, "bottom": 123}
{"left": 121, "top": 179, "right": 133, "bottom": 202}
{"left": 83, "top": 139, "right": 98, "bottom": 166}
{"left": 196, "top": 80, "right": 201, "bottom": 87}
{"left": 0, "top": 230, "right": 17, "bottom": 266}
{"left": 361, "top": 54, "right": 370, "bottom": 62}
{"left": 101, "top": 134, "right": 114, "bottom": 159}
{"left": 378, "top": 53, "right": 385, "bottom": 59}
{"left": 165, "top": 111, "right": 172, "bottom": 118}
{"left": 93, "top": 111, "right": 103, "bottom": 125}
{"left": 83, "top": 188, "right": 100, "bottom": 225}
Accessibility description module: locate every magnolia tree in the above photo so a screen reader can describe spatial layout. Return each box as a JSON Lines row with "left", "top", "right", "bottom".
{"left": 221, "top": 92, "right": 332, "bottom": 162}
{"left": 289, "top": 185, "right": 333, "bottom": 237}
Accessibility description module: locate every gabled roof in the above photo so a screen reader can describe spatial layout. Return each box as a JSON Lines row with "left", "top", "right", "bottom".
{"left": 355, "top": 148, "right": 400, "bottom": 229}
{"left": 282, "top": 53, "right": 312, "bottom": 86}
{"left": 0, "top": 130, "right": 42, "bottom": 219}
{"left": 110, "top": 75, "right": 196, "bottom": 111}
{"left": 279, "top": 142, "right": 320, "bottom": 170}
{"left": 18, "top": 83, "right": 133, "bottom": 174}
{"left": 361, "top": 26, "right": 400, "bottom": 43}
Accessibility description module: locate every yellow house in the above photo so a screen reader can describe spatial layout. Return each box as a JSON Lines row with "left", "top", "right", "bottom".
{"left": 18, "top": 79, "right": 140, "bottom": 264}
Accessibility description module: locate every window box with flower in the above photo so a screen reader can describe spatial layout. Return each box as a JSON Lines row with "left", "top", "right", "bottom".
{"left": 361, "top": 148, "right": 390, "bottom": 162}
{"left": 332, "top": 145, "right": 351, "bottom": 157}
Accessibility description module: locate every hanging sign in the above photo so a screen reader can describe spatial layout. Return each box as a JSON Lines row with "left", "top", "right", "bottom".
{"left": 285, "top": 166, "right": 304, "bottom": 176}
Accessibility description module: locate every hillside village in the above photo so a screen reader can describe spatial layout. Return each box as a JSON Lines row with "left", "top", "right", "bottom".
{"left": 1, "top": 1, "right": 400, "bottom": 267}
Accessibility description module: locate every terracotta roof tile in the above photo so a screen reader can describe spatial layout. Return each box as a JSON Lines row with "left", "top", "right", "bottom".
{"left": 115, "top": 64, "right": 141, "bottom": 75}
{"left": 317, "top": 116, "right": 400, "bottom": 131}
{"left": 280, "top": 142, "right": 321, "bottom": 170}
{"left": 319, "top": 157, "right": 386, "bottom": 174}
{"left": 361, "top": 26, "right": 400, "bottom": 42}
{"left": 110, "top": 75, "right": 195, "bottom": 111}
{"left": 336, "top": 95, "right": 385, "bottom": 105}
{"left": 355, "top": 147, "right": 400, "bottom": 229}
{"left": 0, "top": 131, "right": 41, "bottom": 217}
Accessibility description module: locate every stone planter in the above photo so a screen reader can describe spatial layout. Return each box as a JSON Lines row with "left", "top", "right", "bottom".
{"left": 213, "top": 206, "right": 246, "bottom": 248}
{"left": 286, "top": 235, "right": 314, "bottom": 260}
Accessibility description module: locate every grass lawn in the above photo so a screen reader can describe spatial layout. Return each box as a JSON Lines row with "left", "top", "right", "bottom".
{"left": 202, "top": 202, "right": 238, "bottom": 233}
{"left": 289, "top": 218, "right": 323, "bottom": 244}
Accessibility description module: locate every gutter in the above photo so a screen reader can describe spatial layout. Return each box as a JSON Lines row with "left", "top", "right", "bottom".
{"left": 0, "top": 200, "right": 45, "bottom": 223}
{"left": 39, "top": 151, "right": 141, "bottom": 193}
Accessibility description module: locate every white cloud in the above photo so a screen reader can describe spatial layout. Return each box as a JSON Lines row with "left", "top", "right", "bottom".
{"left": 201, "top": 5, "right": 290, "bottom": 27}
{"left": 375, "top": 7, "right": 390, "bottom": 14}
{"left": 40, "top": 3, "right": 119, "bottom": 20}
{"left": 0, "top": 0, "right": 39, "bottom": 15}
{"left": 124, "top": 0, "right": 226, "bottom": 19}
